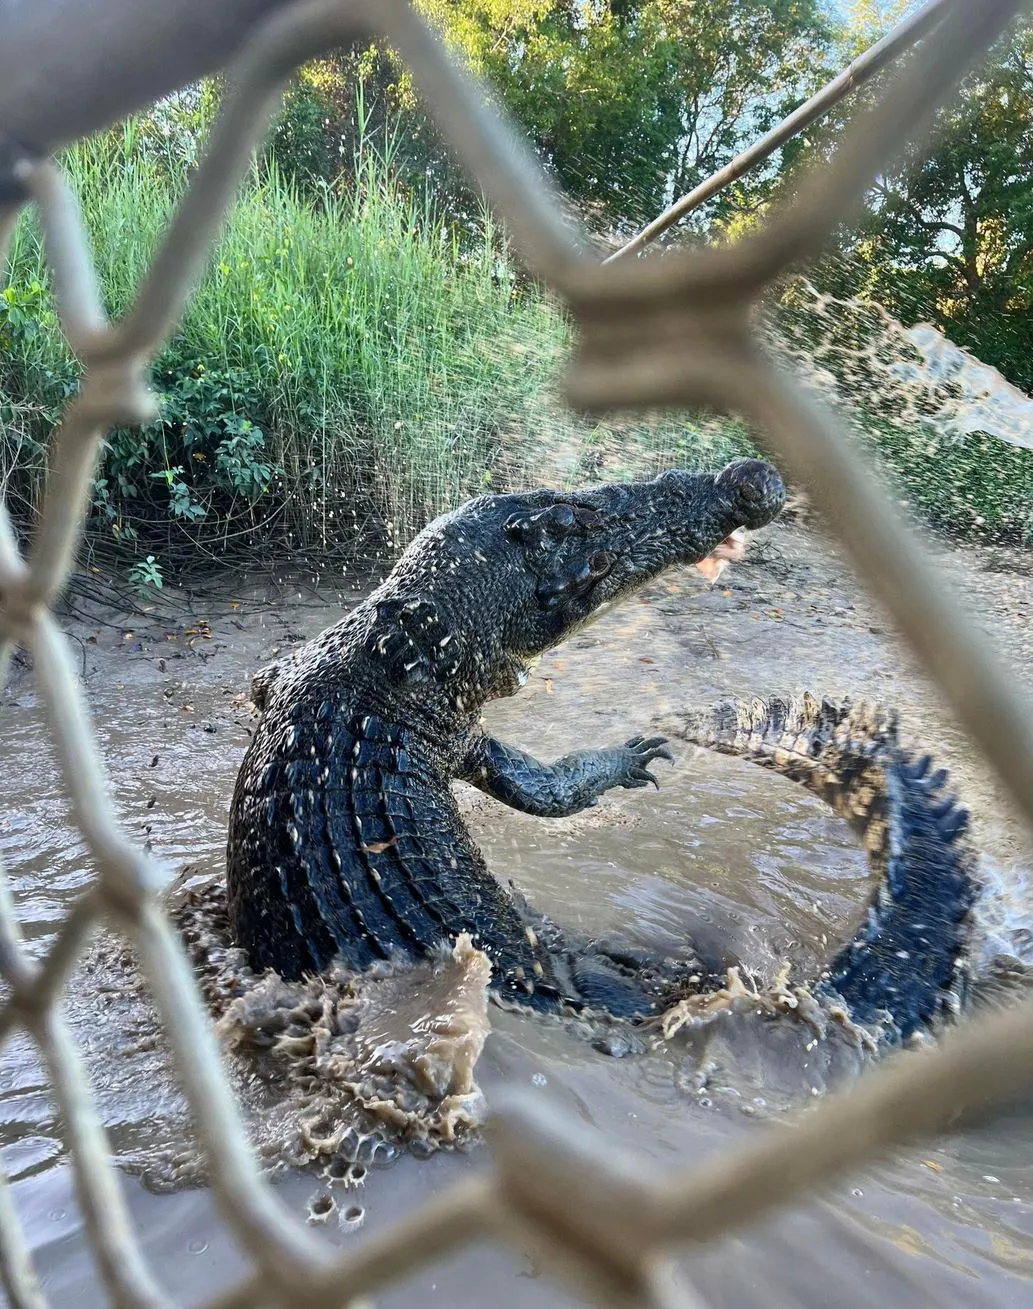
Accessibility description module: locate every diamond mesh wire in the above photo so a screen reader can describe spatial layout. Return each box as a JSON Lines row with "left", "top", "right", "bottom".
{"left": 2, "top": 2, "right": 1033, "bottom": 1307}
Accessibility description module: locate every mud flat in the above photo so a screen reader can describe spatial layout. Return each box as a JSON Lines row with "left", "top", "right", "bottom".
{"left": 2, "top": 520, "right": 1032, "bottom": 1308}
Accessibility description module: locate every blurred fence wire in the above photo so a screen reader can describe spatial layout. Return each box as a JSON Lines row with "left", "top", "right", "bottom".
{"left": 2, "top": 1, "right": 1033, "bottom": 1306}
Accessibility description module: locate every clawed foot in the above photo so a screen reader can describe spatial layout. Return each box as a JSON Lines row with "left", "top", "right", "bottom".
{"left": 616, "top": 735, "right": 674, "bottom": 790}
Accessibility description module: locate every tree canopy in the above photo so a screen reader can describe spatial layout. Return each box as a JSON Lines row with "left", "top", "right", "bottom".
{"left": 415, "top": 0, "right": 837, "bottom": 229}
{"left": 830, "top": 17, "right": 1033, "bottom": 391}
{"left": 256, "top": 2, "right": 1033, "bottom": 393}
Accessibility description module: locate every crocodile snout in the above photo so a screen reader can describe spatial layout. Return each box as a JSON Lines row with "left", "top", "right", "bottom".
{"left": 714, "top": 458, "right": 786, "bottom": 530}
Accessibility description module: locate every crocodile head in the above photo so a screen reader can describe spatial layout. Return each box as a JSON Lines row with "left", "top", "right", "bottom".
{"left": 507, "top": 457, "right": 785, "bottom": 622}
{"left": 364, "top": 458, "right": 785, "bottom": 713}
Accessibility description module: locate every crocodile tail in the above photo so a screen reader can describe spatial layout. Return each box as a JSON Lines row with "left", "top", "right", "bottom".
{"left": 661, "top": 693, "right": 979, "bottom": 1041}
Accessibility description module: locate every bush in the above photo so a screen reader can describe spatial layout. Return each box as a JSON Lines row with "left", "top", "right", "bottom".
{"left": 2, "top": 93, "right": 1028, "bottom": 579}
{"left": 0, "top": 110, "right": 747, "bottom": 572}
{"left": 863, "top": 416, "right": 1033, "bottom": 543}
{"left": 768, "top": 278, "right": 1033, "bottom": 545}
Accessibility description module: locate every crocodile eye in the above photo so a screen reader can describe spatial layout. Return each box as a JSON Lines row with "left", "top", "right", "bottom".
{"left": 504, "top": 513, "right": 528, "bottom": 541}
{"left": 547, "top": 504, "right": 577, "bottom": 533}
{"left": 589, "top": 550, "right": 616, "bottom": 577}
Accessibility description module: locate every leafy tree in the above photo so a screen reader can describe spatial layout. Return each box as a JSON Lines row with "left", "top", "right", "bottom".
{"left": 415, "top": 0, "right": 837, "bottom": 230}
{"left": 255, "top": 2, "right": 838, "bottom": 234}
{"left": 831, "top": 17, "right": 1033, "bottom": 390}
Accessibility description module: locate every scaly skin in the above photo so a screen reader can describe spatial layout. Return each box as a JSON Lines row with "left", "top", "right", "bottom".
{"left": 665, "top": 694, "right": 978, "bottom": 1040}
{"left": 227, "top": 460, "right": 978, "bottom": 1039}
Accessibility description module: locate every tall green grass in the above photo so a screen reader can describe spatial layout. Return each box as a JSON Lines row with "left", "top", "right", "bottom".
{"left": 0, "top": 120, "right": 745, "bottom": 571}
{"left": 3, "top": 111, "right": 1028, "bottom": 575}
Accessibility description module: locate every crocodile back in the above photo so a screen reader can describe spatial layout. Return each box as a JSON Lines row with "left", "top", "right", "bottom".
{"left": 227, "top": 690, "right": 568, "bottom": 1008}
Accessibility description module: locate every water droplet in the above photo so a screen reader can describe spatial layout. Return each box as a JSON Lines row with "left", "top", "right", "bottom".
{"left": 188, "top": 1238, "right": 208, "bottom": 1255}
{"left": 982, "top": 1174, "right": 1000, "bottom": 1184}
{"left": 531, "top": 1072, "right": 547, "bottom": 1087}
{"left": 851, "top": 1188, "right": 863, "bottom": 1198}
{"left": 47, "top": 1208, "right": 66, "bottom": 1222}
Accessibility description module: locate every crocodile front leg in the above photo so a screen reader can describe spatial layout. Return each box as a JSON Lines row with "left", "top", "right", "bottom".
{"left": 459, "top": 733, "right": 674, "bottom": 817}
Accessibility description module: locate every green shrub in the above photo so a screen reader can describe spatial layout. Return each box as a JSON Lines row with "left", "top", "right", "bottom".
{"left": 769, "top": 279, "right": 1033, "bottom": 545}
{"left": 862, "top": 415, "right": 1033, "bottom": 543}
{"left": 1, "top": 93, "right": 1028, "bottom": 578}
{"left": 0, "top": 109, "right": 752, "bottom": 571}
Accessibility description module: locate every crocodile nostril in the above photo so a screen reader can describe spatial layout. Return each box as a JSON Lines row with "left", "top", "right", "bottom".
{"left": 715, "top": 458, "right": 786, "bottom": 527}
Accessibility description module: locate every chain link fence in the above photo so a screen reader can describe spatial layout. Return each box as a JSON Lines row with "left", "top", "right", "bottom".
{"left": 2, "top": 1, "right": 1033, "bottom": 1306}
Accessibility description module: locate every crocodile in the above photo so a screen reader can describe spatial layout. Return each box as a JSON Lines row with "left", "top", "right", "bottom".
{"left": 226, "top": 458, "right": 977, "bottom": 1042}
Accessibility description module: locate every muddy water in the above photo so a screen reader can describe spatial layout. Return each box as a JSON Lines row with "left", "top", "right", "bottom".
{"left": 3, "top": 523, "right": 1033, "bottom": 1308}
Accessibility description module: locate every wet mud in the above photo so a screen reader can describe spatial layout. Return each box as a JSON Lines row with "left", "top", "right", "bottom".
{"left": 3, "top": 520, "right": 1033, "bottom": 1307}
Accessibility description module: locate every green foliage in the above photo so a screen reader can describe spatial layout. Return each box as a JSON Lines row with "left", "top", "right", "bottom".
{"left": 863, "top": 416, "right": 1033, "bottom": 543}
{"left": 247, "top": 3, "right": 836, "bottom": 234}
{"left": 128, "top": 555, "right": 164, "bottom": 595}
{"left": 84, "top": 360, "right": 277, "bottom": 543}
{"left": 268, "top": 76, "right": 339, "bottom": 189}
{"left": 824, "top": 17, "right": 1033, "bottom": 394}
{"left": 409, "top": 0, "right": 838, "bottom": 231}
{"left": 0, "top": 276, "right": 79, "bottom": 524}
{"left": 2, "top": 21, "right": 1031, "bottom": 569}
{"left": 0, "top": 111, "right": 750, "bottom": 568}
{"left": 771, "top": 274, "right": 1033, "bottom": 545}
{"left": 0, "top": 282, "right": 44, "bottom": 351}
